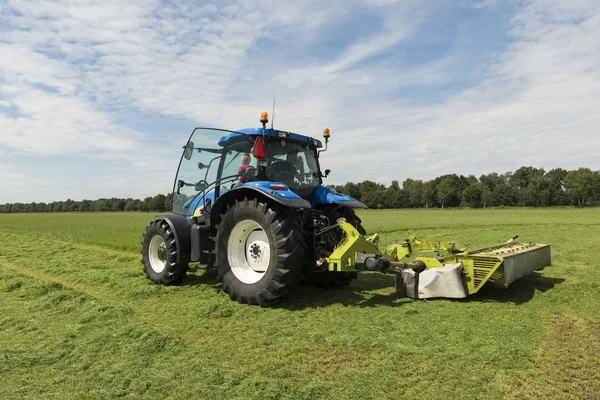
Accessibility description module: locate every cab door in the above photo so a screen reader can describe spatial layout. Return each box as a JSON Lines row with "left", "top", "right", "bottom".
{"left": 171, "top": 128, "right": 226, "bottom": 216}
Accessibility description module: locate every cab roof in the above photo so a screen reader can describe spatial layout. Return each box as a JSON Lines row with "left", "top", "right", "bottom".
{"left": 218, "top": 128, "right": 323, "bottom": 148}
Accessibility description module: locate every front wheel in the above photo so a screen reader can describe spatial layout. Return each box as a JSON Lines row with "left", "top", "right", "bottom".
{"left": 141, "top": 220, "right": 188, "bottom": 284}
{"left": 216, "top": 197, "right": 305, "bottom": 306}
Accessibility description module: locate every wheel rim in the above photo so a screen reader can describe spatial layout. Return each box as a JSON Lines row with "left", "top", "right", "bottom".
{"left": 149, "top": 235, "right": 167, "bottom": 273}
{"left": 227, "top": 219, "right": 271, "bottom": 284}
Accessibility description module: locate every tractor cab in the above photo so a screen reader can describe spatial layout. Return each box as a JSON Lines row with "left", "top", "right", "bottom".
{"left": 217, "top": 127, "right": 323, "bottom": 196}
{"left": 171, "top": 123, "right": 343, "bottom": 218}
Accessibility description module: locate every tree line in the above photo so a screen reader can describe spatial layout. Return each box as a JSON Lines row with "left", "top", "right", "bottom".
{"left": 1, "top": 166, "right": 599, "bottom": 213}
{"left": 330, "top": 167, "right": 600, "bottom": 209}
{"left": 0, "top": 193, "right": 173, "bottom": 214}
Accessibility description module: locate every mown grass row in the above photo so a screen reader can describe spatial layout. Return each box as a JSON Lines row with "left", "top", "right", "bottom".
{"left": 1, "top": 209, "right": 599, "bottom": 399}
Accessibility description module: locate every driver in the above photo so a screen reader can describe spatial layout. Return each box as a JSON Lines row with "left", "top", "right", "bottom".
{"left": 286, "top": 151, "right": 305, "bottom": 181}
{"left": 237, "top": 153, "right": 251, "bottom": 183}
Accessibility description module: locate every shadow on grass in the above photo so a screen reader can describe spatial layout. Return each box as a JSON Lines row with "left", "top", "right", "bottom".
{"left": 469, "top": 272, "right": 565, "bottom": 305}
{"left": 281, "top": 271, "right": 566, "bottom": 309}
{"left": 182, "top": 267, "right": 220, "bottom": 287}
{"left": 180, "top": 268, "right": 564, "bottom": 308}
{"left": 281, "top": 273, "right": 411, "bottom": 310}
{"left": 182, "top": 268, "right": 409, "bottom": 309}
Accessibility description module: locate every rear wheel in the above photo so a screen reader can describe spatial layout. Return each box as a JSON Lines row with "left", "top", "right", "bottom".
{"left": 216, "top": 197, "right": 305, "bottom": 306}
{"left": 141, "top": 220, "right": 188, "bottom": 284}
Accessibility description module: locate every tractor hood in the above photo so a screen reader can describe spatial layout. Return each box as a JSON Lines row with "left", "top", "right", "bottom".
{"left": 239, "top": 181, "right": 305, "bottom": 202}
{"left": 314, "top": 186, "right": 368, "bottom": 209}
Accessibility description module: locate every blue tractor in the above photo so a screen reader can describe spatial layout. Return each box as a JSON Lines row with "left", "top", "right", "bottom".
{"left": 141, "top": 112, "right": 368, "bottom": 306}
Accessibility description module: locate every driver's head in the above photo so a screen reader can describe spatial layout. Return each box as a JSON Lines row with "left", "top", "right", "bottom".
{"left": 241, "top": 153, "right": 250, "bottom": 166}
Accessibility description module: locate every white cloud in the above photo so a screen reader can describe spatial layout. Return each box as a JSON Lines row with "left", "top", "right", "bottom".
{"left": 291, "top": 0, "right": 600, "bottom": 185}
{"left": 0, "top": 0, "right": 365, "bottom": 201}
{"left": 469, "top": 0, "right": 497, "bottom": 9}
{"left": 0, "top": 0, "right": 599, "bottom": 203}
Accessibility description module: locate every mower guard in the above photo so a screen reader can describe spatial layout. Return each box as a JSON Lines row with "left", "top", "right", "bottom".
{"left": 326, "top": 222, "right": 552, "bottom": 297}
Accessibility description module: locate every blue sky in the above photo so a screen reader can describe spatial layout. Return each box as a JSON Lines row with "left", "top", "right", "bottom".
{"left": 1, "top": 0, "right": 599, "bottom": 203}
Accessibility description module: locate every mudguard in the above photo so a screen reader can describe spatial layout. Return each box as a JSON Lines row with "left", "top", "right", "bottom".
{"left": 314, "top": 186, "right": 367, "bottom": 209}
{"left": 155, "top": 213, "right": 191, "bottom": 264}
{"left": 210, "top": 184, "right": 311, "bottom": 225}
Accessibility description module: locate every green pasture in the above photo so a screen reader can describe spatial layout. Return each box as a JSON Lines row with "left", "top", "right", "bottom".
{"left": 1, "top": 209, "right": 599, "bottom": 399}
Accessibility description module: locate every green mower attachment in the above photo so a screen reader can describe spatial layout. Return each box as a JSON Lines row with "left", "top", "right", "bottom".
{"left": 325, "top": 221, "right": 551, "bottom": 297}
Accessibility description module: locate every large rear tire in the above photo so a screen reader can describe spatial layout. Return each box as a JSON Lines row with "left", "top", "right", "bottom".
{"left": 216, "top": 197, "right": 305, "bottom": 306}
{"left": 141, "top": 220, "right": 188, "bottom": 284}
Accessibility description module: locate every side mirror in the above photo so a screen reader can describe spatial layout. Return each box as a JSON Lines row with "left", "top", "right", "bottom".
{"left": 183, "top": 141, "right": 194, "bottom": 160}
{"left": 324, "top": 169, "right": 331, "bottom": 177}
{"left": 198, "top": 162, "right": 206, "bottom": 170}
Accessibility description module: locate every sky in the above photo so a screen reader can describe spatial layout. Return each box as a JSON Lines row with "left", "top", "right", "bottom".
{"left": 1, "top": 0, "right": 599, "bottom": 203}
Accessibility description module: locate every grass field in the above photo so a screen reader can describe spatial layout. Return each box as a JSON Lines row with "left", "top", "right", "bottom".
{"left": 1, "top": 209, "right": 599, "bottom": 399}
